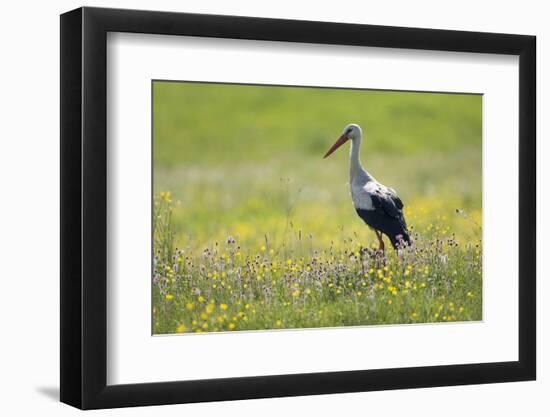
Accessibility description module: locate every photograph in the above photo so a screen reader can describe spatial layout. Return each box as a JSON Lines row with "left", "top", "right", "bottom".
{"left": 151, "top": 81, "right": 483, "bottom": 335}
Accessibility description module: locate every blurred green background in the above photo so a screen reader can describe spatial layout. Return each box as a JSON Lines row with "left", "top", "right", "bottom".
{"left": 153, "top": 81, "right": 482, "bottom": 253}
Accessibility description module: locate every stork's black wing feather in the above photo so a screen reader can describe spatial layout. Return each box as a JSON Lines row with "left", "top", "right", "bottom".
{"left": 370, "top": 191, "right": 406, "bottom": 225}
{"left": 392, "top": 194, "right": 404, "bottom": 210}
{"left": 356, "top": 186, "right": 411, "bottom": 249}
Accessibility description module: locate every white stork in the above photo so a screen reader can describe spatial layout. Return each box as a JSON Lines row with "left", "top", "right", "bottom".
{"left": 324, "top": 123, "right": 411, "bottom": 252}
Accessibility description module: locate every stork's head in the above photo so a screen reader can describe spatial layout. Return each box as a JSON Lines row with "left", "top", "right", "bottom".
{"left": 323, "top": 124, "right": 362, "bottom": 158}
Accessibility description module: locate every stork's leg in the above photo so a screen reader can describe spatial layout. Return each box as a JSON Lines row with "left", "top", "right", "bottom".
{"left": 375, "top": 230, "right": 385, "bottom": 253}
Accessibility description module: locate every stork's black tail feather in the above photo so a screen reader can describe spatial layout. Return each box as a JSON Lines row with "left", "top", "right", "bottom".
{"left": 388, "top": 230, "right": 411, "bottom": 249}
{"left": 355, "top": 207, "right": 411, "bottom": 251}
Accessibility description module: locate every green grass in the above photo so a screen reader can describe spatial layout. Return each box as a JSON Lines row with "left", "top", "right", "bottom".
{"left": 152, "top": 81, "right": 482, "bottom": 334}
{"left": 153, "top": 82, "right": 481, "bottom": 167}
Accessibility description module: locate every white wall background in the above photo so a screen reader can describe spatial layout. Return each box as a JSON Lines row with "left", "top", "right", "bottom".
{"left": 0, "top": 0, "right": 545, "bottom": 415}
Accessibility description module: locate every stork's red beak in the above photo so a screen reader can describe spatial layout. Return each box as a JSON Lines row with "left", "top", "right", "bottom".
{"left": 323, "top": 134, "right": 348, "bottom": 158}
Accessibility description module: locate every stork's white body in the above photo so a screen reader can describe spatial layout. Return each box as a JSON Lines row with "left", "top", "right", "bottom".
{"left": 350, "top": 173, "right": 375, "bottom": 211}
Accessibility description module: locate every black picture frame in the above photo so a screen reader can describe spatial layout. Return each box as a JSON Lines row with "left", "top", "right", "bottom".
{"left": 60, "top": 6, "right": 536, "bottom": 410}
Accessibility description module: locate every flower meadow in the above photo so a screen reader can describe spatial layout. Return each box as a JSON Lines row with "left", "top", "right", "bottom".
{"left": 152, "top": 82, "right": 483, "bottom": 335}
{"left": 153, "top": 193, "right": 482, "bottom": 335}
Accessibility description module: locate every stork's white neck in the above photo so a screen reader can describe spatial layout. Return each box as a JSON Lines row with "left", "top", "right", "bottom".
{"left": 349, "top": 135, "right": 371, "bottom": 183}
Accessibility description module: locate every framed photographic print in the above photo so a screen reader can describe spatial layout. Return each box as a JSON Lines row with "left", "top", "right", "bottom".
{"left": 60, "top": 6, "right": 536, "bottom": 409}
